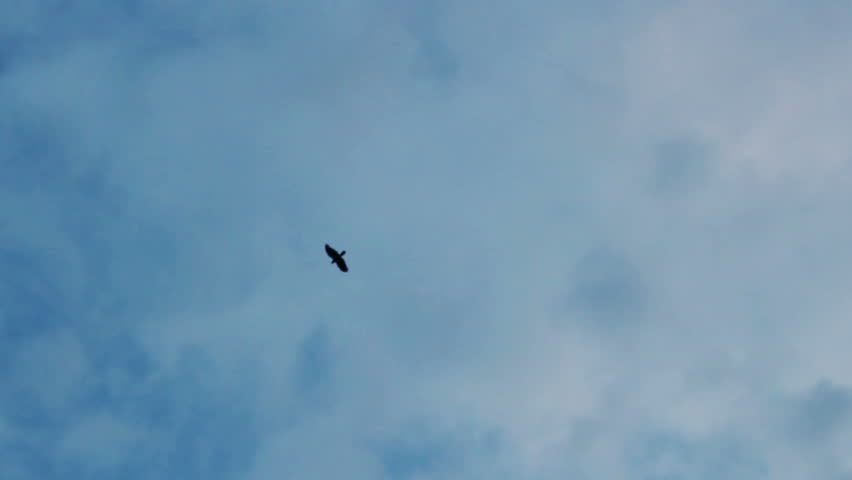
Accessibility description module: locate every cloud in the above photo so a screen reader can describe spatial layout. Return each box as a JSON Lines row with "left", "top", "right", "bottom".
{"left": 790, "top": 380, "right": 852, "bottom": 442}
{"left": 651, "top": 135, "right": 714, "bottom": 194}
{"left": 566, "top": 247, "right": 648, "bottom": 329}
{"left": 622, "top": 0, "right": 852, "bottom": 185}
{"left": 2, "top": 1, "right": 852, "bottom": 479}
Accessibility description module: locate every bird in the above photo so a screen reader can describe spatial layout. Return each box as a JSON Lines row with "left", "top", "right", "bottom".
{"left": 325, "top": 244, "right": 348, "bottom": 272}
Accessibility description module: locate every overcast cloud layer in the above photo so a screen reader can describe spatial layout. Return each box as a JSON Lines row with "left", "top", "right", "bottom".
{"left": 2, "top": 1, "right": 852, "bottom": 479}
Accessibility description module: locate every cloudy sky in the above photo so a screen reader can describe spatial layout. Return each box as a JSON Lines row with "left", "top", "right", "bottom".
{"left": 2, "top": 0, "right": 852, "bottom": 478}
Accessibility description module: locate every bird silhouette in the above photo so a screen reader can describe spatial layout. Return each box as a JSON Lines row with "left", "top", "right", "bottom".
{"left": 325, "top": 244, "right": 348, "bottom": 272}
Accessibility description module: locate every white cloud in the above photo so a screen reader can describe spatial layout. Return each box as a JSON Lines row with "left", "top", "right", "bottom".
{"left": 622, "top": 0, "right": 852, "bottom": 185}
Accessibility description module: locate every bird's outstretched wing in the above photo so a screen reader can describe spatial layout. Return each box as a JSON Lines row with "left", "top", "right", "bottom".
{"left": 336, "top": 258, "right": 349, "bottom": 272}
{"left": 325, "top": 244, "right": 338, "bottom": 258}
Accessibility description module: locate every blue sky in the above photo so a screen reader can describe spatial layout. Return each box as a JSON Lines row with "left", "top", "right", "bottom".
{"left": 2, "top": 1, "right": 852, "bottom": 479}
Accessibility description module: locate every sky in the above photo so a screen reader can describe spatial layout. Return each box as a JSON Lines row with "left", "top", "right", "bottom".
{"left": 2, "top": 0, "right": 852, "bottom": 479}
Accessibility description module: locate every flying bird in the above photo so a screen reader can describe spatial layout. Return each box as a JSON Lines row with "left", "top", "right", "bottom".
{"left": 325, "top": 244, "right": 348, "bottom": 272}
